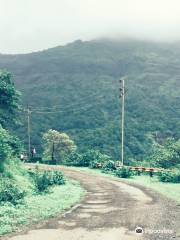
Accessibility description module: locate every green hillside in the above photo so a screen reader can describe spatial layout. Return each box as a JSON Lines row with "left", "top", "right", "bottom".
{"left": 0, "top": 39, "right": 179, "bottom": 162}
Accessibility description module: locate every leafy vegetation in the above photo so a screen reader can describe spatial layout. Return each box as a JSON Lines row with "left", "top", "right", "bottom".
{"left": 76, "top": 150, "right": 110, "bottom": 168}
{"left": 149, "top": 138, "right": 180, "bottom": 169}
{"left": 0, "top": 70, "right": 84, "bottom": 236}
{"left": 63, "top": 151, "right": 83, "bottom": 166}
{"left": 0, "top": 70, "right": 20, "bottom": 128}
{"left": 42, "top": 129, "right": 76, "bottom": 164}
{"left": 0, "top": 125, "right": 22, "bottom": 172}
{"left": 102, "top": 160, "right": 116, "bottom": 172}
{"left": 0, "top": 178, "right": 26, "bottom": 205}
{"left": 158, "top": 170, "right": 180, "bottom": 183}
{"left": 1, "top": 40, "right": 179, "bottom": 162}
{"left": 29, "top": 169, "right": 65, "bottom": 192}
{"left": 0, "top": 180, "right": 84, "bottom": 235}
{"left": 115, "top": 167, "right": 132, "bottom": 178}
{"left": 0, "top": 71, "right": 30, "bottom": 206}
{"left": 88, "top": 150, "right": 111, "bottom": 168}
{"left": 61, "top": 149, "right": 112, "bottom": 168}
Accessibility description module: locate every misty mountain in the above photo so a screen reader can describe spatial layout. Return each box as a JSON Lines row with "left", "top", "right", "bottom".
{"left": 0, "top": 39, "right": 179, "bottom": 162}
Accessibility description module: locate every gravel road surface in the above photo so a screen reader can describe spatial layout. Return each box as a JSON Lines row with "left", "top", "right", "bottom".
{"left": 3, "top": 166, "right": 180, "bottom": 240}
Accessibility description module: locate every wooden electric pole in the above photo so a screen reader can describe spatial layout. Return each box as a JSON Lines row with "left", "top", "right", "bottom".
{"left": 27, "top": 106, "right": 31, "bottom": 160}
{"left": 119, "top": 78, "right": 125, "bottom": 166}
{"left": 52, "top": 142, "right": 55, "bottom": 162}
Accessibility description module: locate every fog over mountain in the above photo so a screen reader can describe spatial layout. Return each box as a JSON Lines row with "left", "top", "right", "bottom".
{"left": 0, "top": 0, "right": 180, "bottom": 53}
{"left": 0, "top": 39, "right": 179, "bottom": 161}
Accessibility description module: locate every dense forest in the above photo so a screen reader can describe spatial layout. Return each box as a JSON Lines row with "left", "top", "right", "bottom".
{"left": 0, "top": 39, "right": 180, "bottom": 163}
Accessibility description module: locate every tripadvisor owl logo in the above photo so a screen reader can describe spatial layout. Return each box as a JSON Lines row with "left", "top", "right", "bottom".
{"left": 135, "top": 226, "right": 144, "bottom": 235}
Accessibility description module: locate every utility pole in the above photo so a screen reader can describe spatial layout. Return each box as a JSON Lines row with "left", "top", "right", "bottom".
{"left": 27, "top": 106, "right": 31, "bottom": 160}
{"left": 119, "top": 78, "right": 125, "bottom": 166}
{"left": 52, "top": 142, "right": 55, "bottom": 162}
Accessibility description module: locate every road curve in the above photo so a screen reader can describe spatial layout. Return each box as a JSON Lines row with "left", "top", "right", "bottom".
{"left": 5, "top": 166, "right": 180, "bottom": 240}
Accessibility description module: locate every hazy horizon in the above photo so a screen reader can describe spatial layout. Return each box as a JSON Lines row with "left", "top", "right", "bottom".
{"left": 1, "top": 0, "right": 180, "bottom": 54}
{"left": 1, "top": 37, "right": 180, "bottom": 56}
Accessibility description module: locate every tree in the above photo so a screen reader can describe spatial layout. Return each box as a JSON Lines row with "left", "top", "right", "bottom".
{"left": 0, "top": 125, "right": 22, "bottom": 172}
{"left": 81, "top": 150, "right": 110, "bottom": 168}
{"left": 150, "top": 138, "right": 180, "bottom": 169}
{"left": 0, "top": 70, "right": 21, "bottom": 128}
{"left": 0, "top": 70, "right": 22, "bottom": 172}
{"left": 42, "top": 129, "right": 76, "bottom": 163}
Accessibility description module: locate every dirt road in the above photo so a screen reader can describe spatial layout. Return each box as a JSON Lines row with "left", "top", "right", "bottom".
{"left": 5, "top": 167, "right": 180, "bottom": 240}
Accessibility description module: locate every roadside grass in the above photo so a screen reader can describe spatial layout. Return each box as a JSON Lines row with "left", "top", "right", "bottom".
{"left": 0, "top": 180, "right": 84, "bottom": 236}
{"left": 121, "top": 175, "right": 180, "bottom": 202}
{"left": 66, "top": 166, "right": 180, "bottom": 203}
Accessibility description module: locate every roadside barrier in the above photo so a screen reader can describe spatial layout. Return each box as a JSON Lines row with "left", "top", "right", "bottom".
{"left": 95, "top": 162, "right": 170, "bottom": 177}
{"left": 25, "top": 162, "right": 170, "bottom": 178}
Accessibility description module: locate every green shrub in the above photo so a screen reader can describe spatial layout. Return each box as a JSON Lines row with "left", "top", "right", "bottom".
{"left": 150, "top": 138, "right": 180, "bottom": 169}
{"left": 0, "top": 128, "right": 13, "bottom": 172}
{"left": 0, "top": 177, "right": 26, "bottom": 205}
{"left": 89, "top": 152, "right": 111, "bottom": 169}
{"left": 77, "top": 150, "right": 92, "bottom": 167}
{"left": 29, "top": 170, "right": 65, "bottom": 192}
{"left": 0, "top": 126, "right": 23, "bottom": 173}
{"left": 76, "top": 150, "right": 110, "bottom": 168}
{"left": 29, "top": 171, "right": 49, "bottom": 192}
{"left": 51, "top": 171, "right": 65, "bottom": 185}
{"left": 102, "top": 160, "right": 116, "bottom": 173}
{"left": 158, "top": 170, "right": 180, "bottom": 183}
{"left": 64, "top": 151, "right": 83, "bottom": 166}
{"left": 115, "top": 167, "right": 132, "bottom": 178}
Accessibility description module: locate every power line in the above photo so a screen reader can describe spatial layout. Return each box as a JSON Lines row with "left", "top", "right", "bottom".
{"left": 26, "top": 93, "right": 105, "bottom": 111}
{"left": 23, "top": 97, "right": 109, "bottom": 155}
{"left": 31, "top": 102, "right": 104, "bottom": 114}
{"left": 22, "top": 95, "right": 107, "bottom": 115}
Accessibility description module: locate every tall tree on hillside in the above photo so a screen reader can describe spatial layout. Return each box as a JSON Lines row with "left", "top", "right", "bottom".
{"left": 0, "top": 126, "right": 22, "bottom": 172}
{"left": 0, "top": 70, "right": 22, "bottom": 172}
{"left": 42, "top": 129, "right": 76, "bottom": 163}
{"left": 150, "top": 138, "right": 180, "bottom": 169}
{"left": 0, "top": 70, "right": 21, "bottom": 128}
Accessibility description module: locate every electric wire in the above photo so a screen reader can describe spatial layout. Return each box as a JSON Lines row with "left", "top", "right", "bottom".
{"left": 22, "top": 94, "right": 107, "bottom": 114}
{"left": 25, "top": 93, "right": 106, "bottom": 111}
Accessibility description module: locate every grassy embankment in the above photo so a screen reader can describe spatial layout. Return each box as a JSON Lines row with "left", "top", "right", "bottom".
{"left": 68, "top": 167, "right": 180, "bottom": 203}
{"left": 0, "top": 179, "right": 84, "bottom": 236}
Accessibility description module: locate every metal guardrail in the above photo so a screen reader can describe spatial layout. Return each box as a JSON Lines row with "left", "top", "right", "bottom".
{"left": 96, "top": 162, "right": 169, "bottom": 173}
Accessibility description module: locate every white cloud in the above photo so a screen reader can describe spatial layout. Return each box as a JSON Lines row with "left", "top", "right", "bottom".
{"left": 0, "top": 0, "right": 180, "bottom": 53}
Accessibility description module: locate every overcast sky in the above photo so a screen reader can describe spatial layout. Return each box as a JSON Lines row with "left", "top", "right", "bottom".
{"left": 0, "top": 0, "right": 180, "bottom": 53}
